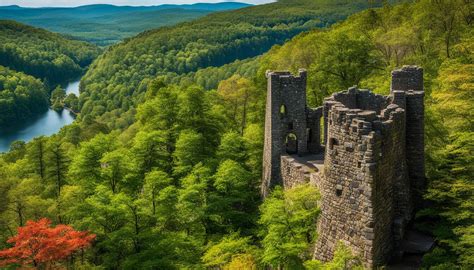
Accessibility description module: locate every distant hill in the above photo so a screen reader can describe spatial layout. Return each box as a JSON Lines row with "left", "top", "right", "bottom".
{"left": 0, "top": 20, "right": 101, "bottom": 86}
{"left": 79, "top": 0, "right": 381, "bottom": 128}
{"left": 0, "top": 3, "right": 252, "bottom": 46}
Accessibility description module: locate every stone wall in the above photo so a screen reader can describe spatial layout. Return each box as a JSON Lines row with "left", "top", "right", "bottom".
{"left": 262, "top": 69, "right": 316, "bottom": 197}
{"left": 391, "top": 66, "right": 425, "bottom": 206}
{"left": 314, "top": 87, "right": 410, "bottom": 268}
{"left": 281, "top": 155, "right": 324, "bottom": 190}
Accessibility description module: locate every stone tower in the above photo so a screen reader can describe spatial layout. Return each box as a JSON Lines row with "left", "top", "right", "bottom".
{"left": 262, "top": 69, "right": 323, "bottom": 197}
{"left": 261, "top": 66, "right": 425, "bottom": 268}
{"left": 391, "top": 66, "right": 425, "bottom": 206}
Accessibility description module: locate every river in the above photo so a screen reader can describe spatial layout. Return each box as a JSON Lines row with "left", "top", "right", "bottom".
{"left": 0, "top": 80, "right": 80, "bottom": 153}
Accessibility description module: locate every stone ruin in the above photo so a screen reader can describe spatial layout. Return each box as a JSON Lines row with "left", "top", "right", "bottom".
{"left": 261, "top": 66, "right": 425, "bottom": 268}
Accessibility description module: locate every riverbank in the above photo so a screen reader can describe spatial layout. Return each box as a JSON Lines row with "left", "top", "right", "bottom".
{"left": 0, "top": 79, "right": 81, "bottom": 152}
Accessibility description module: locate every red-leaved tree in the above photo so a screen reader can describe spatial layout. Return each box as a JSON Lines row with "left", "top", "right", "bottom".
{"left": 0, "top": 218, "right": 95, "bottom": 268}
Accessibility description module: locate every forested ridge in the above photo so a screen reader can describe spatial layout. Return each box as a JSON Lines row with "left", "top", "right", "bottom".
{"left": 0, "top": 66, "right": 49, "bottom": 127}
{"left": 78, "top": 0, "right": 379, "bottom": 129}
{"left": 0, "top": 0, "right": 472, "bottom": 269}
{"left": 0, "top": 3, "right": 251, "bottom": 46}
{"left": 0, "top": 20, "right": 101, "bottom": 86}
{"left": 0, "top": 20, "right": 100, "bottom": 127}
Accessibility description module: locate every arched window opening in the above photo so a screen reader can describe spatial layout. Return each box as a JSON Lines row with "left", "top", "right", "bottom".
{"left": 286, "top": 133, "right": 298, "bottom": 154}
{"left": 280, "top": 104, "right": 287, "bottom": 118}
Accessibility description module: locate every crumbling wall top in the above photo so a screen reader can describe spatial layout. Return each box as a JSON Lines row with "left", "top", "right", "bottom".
{"left": 391, "top": 65, "right": 423, "bottom": 93}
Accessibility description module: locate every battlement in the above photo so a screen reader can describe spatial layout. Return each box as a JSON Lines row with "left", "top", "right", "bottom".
{"left": 391, "top": 65, "right": 423, "bottom": 92}
{"left": 262, "top": 66, "right": 425, "bottom": 268}
{"left": 266, "top": 69, "right": 307, "bottom": 80}
{"left": 324, "top": 87, "right": 406, "bottom": 136}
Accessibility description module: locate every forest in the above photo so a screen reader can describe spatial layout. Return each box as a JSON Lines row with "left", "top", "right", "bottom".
{"left": 0, "top": 3, "right": 250, "bottom": 46}
{"left": 78, "top": 0, "right": 378, "bottom": 129}
{"left": 0, "top": 0, "right": 472, "bottom": 269}
{"left": 0, "top": 66, "right": 49, "bottom": 127}
{"left": 0, "top": 20, "right": 101, "bottom": 86}
{"left": 0, "top": 20, "right": 101, "bottom": 127}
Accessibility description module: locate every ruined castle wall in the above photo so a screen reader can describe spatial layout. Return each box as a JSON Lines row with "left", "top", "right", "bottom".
{"left": 262, "top": 70, "right": 308, "bottom": 196}
{"left": 371, "top": 105, "right": 408, "bottom": 264}
{"left": 314, "top": 103, "right": 379, "bottom": 266}
{"left": 355, "top": 90, "right": 389, "bottom": 114}
{"left": 315, "top": 89, "right": 409, "bottom": 268}
{"left": 332, "top": 87, "right": 389, "bottom": 113}
{"left": 280, "top": 155, "right": 324, "bottom": 190}
{"left": 281, "top": 155, "right": 312, "bottom": 189}
{"left": 391, "top": 66, "right": 425, "bottom": 207}
{"left": 405, "top": 91, "right": 425, "bottom": 205}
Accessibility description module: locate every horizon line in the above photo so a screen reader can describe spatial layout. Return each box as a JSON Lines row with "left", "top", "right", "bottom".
{"left": 0, "top": 1, "right": 259, "bottom": 9}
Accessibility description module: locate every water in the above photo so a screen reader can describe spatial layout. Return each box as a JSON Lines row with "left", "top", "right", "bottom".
{"left": 0, "top": 79, "right": 80, "bottom": 153}
{"left": 65, "top": 80, "right": 80, "bottom": 95}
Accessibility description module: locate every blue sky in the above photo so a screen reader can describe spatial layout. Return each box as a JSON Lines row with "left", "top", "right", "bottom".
{"left": 0, "top": 0, "right": 275, "bottom": 7}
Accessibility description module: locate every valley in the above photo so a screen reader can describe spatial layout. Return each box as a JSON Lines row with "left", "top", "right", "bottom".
{"left": 0, "top": 3, "right": 251, "bottom": 45}
{"left": 0, "top": 0, "right": 472, "bottom": 269}
{"left": 0, "top": 79, "right": 79, "bottom": 152}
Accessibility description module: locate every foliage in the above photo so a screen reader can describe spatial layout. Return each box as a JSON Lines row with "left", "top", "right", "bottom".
{"left": 51, "top": 86, "right": 66, "bottom": 111}
{"left": 78, "top": 0, "right": 377, "bottom": 128}
{"left": 0, "top": 65, "right": 48, "bottom": 127}
{"left": 0, "top": 69, "right": 264, "bottom": 268}
{"left": 0, "top": 20, "right": 100, "bottom": 86}
{"left": 304, "top": 242, "right": 364, "bottom": 270}
{"left": 0, "top": 3, "right": 251, "bottom": 46}
{"left": 0, "top": 218, "right": 95, "bottom": 268}
{"left": 0, "top": 0, "right": 472, "bottom": 269}
{"left": 259, "top": 185, "right": 320, "bottom": 269}
{"left": 202, "top": 233, "right": 257, "bottom": 268}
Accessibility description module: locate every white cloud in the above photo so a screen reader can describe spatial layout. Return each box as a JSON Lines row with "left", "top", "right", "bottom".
{"left": 0, "top": 0, "right": 275, "bottom": 8}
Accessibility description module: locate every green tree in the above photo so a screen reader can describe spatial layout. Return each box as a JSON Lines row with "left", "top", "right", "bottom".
{"left": 209, "top": 160, "right": 258, "bottom": 233}
{"left": 202, "top": 233, "right": 257, "bottom": 269}
{"left": 173, "top": 130, "right": 208, "bottom": 177}
{"left": 26, "top": 136, "right": 47, "bottom": 180}
{"left": 259, "top": 185, "right": 320, "bottom": 269}
{"left": 177, "top": 164, "right": 211, "bottom": 236}
{"left": 304, "top": 242, "right": 364, "bottom": 270}
{"left": 69, "top": 133, "right": 116, "bottom": 190}
{"left": 45, "top": 140, "right": 70, "bottom": 199}
{"left": 217, "top": 132, "right": 248, "bottom": 164}
{"left": 100, "top": 148, "right": 133, "bottom": 193}
{"left": 132, "top": 131, "right": 170, "bottom": 176}
{"left": 143, "top": 170, "right": 173, "bottom": 216}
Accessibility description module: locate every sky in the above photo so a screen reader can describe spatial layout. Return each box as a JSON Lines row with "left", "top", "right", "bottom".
{"left": 0, "top": 0, "right": 275, "bottom": 7}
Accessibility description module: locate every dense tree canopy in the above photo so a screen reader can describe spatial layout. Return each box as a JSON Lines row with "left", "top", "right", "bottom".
{"left": 0, "top": 3, "right": 251, "bottom": 46}
{"left": 0, "top": 66, "right": 49, "bottom": 127}
{"left": 78, "top": 0, "right": 378, "bottom": 128}
{"left": 0, "top": 20, "right": 101, "bottom": 86}
{"left": 0, "top": 0, "right": 472, "bottom": 269}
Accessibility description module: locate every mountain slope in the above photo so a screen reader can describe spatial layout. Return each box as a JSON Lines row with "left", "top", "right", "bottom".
{"left": 0, "top": 65, "right": 49, "bottom": 127}
{"left": 79, "top": 0, "right": 380, "bottom": 128}
{"left": 0, "top": 1, "right": 471, "bottom": 269}
{"left": 0, "top": 20, "right": 101, "bottom": 86}
{"left": 0, "top": 3, "right": 252, "bottom": 45}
